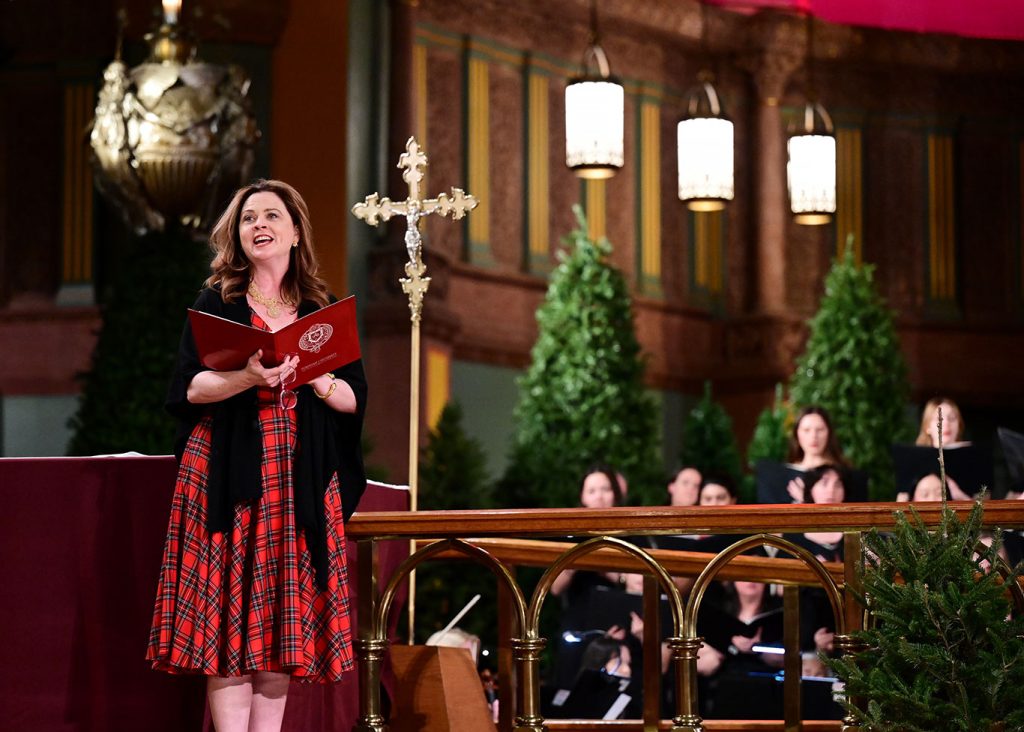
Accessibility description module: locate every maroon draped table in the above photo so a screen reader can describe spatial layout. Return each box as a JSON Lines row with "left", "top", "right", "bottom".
{"left": 0, "top": 456, "right": 408, "bottom": 732}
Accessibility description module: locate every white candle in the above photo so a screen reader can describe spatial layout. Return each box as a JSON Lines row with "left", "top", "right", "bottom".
{"left": 162, "top": 0, "right": 182, "bottom": 24}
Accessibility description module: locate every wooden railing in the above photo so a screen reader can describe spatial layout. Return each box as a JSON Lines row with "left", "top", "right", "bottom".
{"left": 346, "top": 501, "right": 1024, "bottom": 732}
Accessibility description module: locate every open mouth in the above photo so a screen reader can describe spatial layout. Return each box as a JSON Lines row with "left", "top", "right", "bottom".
{"left": 253, "top": 235, "right": 273, "bottom": 245}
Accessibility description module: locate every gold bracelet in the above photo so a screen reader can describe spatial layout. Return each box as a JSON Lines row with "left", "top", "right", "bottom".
{"left": 313, "top": 373, "right": 337, "bottom": 399}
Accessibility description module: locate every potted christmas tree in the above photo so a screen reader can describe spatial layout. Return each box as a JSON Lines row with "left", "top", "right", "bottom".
{"left": 827, "top": 491, "right": 1024, "bottom": 730}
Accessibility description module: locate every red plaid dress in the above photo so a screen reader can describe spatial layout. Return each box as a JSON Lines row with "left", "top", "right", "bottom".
{"left": 147, "top": 312, "right": 353, "bottom": 682}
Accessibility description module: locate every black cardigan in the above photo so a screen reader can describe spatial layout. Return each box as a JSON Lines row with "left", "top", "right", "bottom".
{"left": 166, "top": 286, "right": 368, "bottom": 591}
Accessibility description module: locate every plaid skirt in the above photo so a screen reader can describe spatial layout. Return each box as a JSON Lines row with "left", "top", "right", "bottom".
{"left": 146, "top": 394, "right": 353, "bottom": 682}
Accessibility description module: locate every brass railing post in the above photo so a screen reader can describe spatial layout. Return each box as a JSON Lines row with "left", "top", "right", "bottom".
{"left": 782, "top": 584, "right": 802, "bottom": 732}
{"left": 354, "top": 538, "right": 387, "bottom": 732}
{"left": 835, "top": 529, "right": 867, "bottom": 731}
{"left": 668, "top": 635, "right": 703, "bottom": 732}
{"left": 498, "top": 569, "right": 516, "bottom": 731}
{"left": 353, "top": 637, "right": 388, "bottom": 732}
{"left": 642, "top": 573, "right": 662, "bottom": 728}
{"left": 511, "top": 637, "right": 547, "bottom": 732}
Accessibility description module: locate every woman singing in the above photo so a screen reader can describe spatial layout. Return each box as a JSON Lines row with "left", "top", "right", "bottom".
{"left": 147, "top": 180, "right": 367, "bottom": 731}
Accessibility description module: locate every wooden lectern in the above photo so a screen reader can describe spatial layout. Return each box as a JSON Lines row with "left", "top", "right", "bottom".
{"left": 388, "top": 645, "right": 497, "bottom": 732}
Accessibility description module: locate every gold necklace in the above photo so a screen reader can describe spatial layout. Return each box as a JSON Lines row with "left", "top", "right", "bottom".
{"left": 247, "top": 281, "right": 291, "bottom": 318}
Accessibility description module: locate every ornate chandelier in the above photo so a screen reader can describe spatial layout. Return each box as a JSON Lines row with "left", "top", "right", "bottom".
{"left": 564, "top": 0, "right": 624, "bottom": 179}
{"left": 787, "top": 101, "right": 836, "bottom": 225}
{"left": 677, "top": 77, "right": 734, "bottom": 211}
{"left": 90, "top": 0, "right": 259, "bottom": 233}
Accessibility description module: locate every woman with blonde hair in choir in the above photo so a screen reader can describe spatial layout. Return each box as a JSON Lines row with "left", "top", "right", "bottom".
{"left": 898, "top": 397, "right": 972, "bottom": 501}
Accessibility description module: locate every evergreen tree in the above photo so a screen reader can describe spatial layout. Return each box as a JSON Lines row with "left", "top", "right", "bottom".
{"left": 501, "top": 206, "right": 661, "bottom": 507}
{"left": 69, "top": 226, "right": 209, "bottom": 455}
{"left": 789, "top": 243, "right": 913, "bottom": 499}
{"left": 416, "top": 401, "right": 496, "bottom": 646}
{"left": 679, "top": 381, "right": 744, "bottom": 492}
{"left": 743, "top": 383, "right": 791, "bottom": 501}
{"left": 419, "top": 401, "right": 492, "bottom": 510}
{"left": 828, "top": 500, "right": 1024, "bottom": 730}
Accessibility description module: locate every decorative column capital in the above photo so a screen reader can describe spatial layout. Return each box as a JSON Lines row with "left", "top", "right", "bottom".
{"left": 740, "top": 12, "right": 806, "bottom": 105}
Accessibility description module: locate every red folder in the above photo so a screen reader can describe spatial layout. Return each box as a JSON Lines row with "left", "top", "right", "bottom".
{"left": 188, "top": 296, "right": 361, "bottom": 387}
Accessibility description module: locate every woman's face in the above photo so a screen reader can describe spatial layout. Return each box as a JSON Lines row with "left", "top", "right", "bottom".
{"left": 912, "top": 474, "right": 945, "bottom": 502}
{"left": 796, "top": 413, "right": 829, "bottom": 459}
{"left": 927, "top": 402, "right": 960, "bottom": 447}
{"left": 734, "top": 581, "right": 765, "bottom": 601}
{"left": 668, "top": 467, "right": 701, "bottom": 506}
{"left": 580, "top": 472, "right": 617, "bottom": 508}
{"left": 604, "top": 644, "right": 631, "bottom": 678}
{"left": 809, "top": 469, "right": 845, "bottom": 504}
{"left": 239, "top": 191, "right": 298, "bottom": 268}
{"left": 699, "top": 483, "right": 735, "bottom": 506}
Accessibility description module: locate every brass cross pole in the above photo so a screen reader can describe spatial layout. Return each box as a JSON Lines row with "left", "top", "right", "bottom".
{"left": 351, "top": 136, "right": 477, "bottom": 640}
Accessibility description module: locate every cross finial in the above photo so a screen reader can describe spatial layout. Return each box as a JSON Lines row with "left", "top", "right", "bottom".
{"left": 351, "top": 136, "right": 478, "bottom": 323}
{"left": 398, "top": 137, "right": 429, "bottom": 201}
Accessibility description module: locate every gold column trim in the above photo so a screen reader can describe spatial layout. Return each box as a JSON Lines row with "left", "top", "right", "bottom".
{"left": 693, "top": 211, "right": 723, "bottom": 295}
{"left": 836, "top": 127, "right": 863, "bottom": 264}
{"left": 585, "top": 179, "right": 606, "bottom": 242}
{"left": 711, "top": 211, "right": 723, "bottom": 295}
{"left": 413, "top": 43, "right": 429, "bottom": 195}
{"left": 640, "top": 101, "right": 662, "bottom": 292}
{"left": 467, "top": 56, "right": 490, "bottom": 259}
{"left": 527, "top": 71, "right": 550, "bottom": 270}
{"left": 425, "top": 346, "right": 450, "bottom": 429}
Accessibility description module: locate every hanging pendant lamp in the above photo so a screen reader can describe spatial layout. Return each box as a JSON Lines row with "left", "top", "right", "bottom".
{"left": 565, "top": 0, "right": 624, "bottom": 179}
{"left": 787, "top": 16, "right": 836, "bottom": 226}
{"left": 677, "top": 75, "right": 734, "bottom": 211}
{"left": 787, "top": 102, "right": 836, "bottom": 225}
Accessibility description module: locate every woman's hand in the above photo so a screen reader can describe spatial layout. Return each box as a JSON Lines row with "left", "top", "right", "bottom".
{"left": 787, "top": 477, "right": 806, "bottom": 503}
{"left": 187, "top": 350, "right": 299, "bottom": 404}
{"left": 629, "top": 611, "right": 644, "bottom": 640}
{"left": 244, "top": 350, "right": 299, "bottom": 388}
{"left": 696, "top": 643, "right": 724, "bottom": 676}
{"left": 730, "top": 627, "right": 761, "bottom": 654}
{"left": 813, "top": 626, "right": 834, "bottom": 653}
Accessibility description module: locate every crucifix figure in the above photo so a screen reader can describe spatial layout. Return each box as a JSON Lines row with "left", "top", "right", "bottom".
{"left": 352, "top": 136, "right": 477, "bottom": 322}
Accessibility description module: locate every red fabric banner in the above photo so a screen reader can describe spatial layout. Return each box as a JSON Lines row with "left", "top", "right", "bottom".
{"left": 710, "top": 0, "right": 1024, "bottom": 41}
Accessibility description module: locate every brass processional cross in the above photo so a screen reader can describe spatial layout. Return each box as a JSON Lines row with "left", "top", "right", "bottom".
{"left": 351, "top": 136, "right": 477, "bottom": 642}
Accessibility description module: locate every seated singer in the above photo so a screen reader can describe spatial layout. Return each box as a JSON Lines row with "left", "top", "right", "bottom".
{"left": 785, "top": 406, "right": 850, "bottom": 503}
{"left": 147, "top": 180, "right": 367, "bottom": 732}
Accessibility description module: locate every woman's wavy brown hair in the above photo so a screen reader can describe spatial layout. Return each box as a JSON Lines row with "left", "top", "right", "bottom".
{"left": 205, "top": 179, "right": 330, "bottom": 308}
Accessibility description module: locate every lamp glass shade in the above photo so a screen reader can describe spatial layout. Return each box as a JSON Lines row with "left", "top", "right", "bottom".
{"left": 565, "top": 79, "right": 624, "bottom": 178}
{"left": 787, "top": 133, "right": 836, "bottom": 224}
{"left": 677, "top": 116, "right": 734, "bottom": 209}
